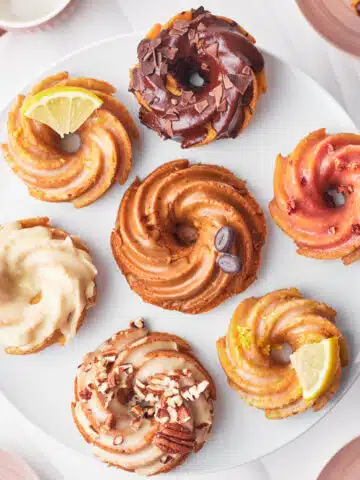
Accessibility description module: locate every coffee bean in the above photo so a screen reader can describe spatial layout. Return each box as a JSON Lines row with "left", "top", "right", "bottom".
{"left": 216, "top": 253, "right": 242, "bottom": 274}
{"left": 214, "top": 226, "right": 235, "bottom": 252}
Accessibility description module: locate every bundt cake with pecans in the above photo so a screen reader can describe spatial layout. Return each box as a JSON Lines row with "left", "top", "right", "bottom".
{"left": 72, "top": 319, "right": 215, "bottom": 475}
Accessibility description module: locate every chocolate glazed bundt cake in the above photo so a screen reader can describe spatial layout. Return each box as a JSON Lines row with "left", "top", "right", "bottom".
{"left": 130, "top": 7, "right": 266, "bottom": 148}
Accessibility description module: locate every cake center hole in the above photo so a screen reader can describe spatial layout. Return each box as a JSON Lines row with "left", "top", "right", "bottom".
{"left": 270, "top": 343, "right": 293, "bottom": 365}
{"left": 324, "top": 187, "right": 345, "bottom": 208}
{"left": 174, "top": 223, "right": 198, "bottom": 246}
{"left": 60, "top": 133, "right": 81, "bottom": 153}
{"left": 170, "top": 57, "right": 209, "bottom": 90}
{"left": 189, "top": 72, "right": 205, "bottom": 88}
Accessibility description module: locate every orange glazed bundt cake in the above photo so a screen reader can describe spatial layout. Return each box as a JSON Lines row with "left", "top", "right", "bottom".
{"left": 129, "top": 7, "right": 266, "bottom": 148}
{"left": 2, "top": 72, "right": 138, "bottom": 208}
{"left": 217, "top": 288, "right": 348, "bottom": 419}
{"left": 72, "top": 319, "right": 215, "bottom": 475}
{"left": 111, "top": 159, "right": 266, "bottom": 314}
{"left": 270, "top": 129, "right": 360, "bottom": 264}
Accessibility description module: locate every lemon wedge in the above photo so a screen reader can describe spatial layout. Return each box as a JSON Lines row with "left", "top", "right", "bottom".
{"left": 290, "top": 337, "right": 339, "bottom": 401}
{"left": 21, "top": 86, "right": 103, "bottom": 137}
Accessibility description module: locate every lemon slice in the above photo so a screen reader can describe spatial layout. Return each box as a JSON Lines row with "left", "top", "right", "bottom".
{"left": 21, "top": 86, "right": 103, "bottom": 137}
{"left": 290, "top": 337, "right": 339, "bottom": 401}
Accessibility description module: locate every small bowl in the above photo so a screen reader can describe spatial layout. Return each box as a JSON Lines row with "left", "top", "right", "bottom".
{"left": 297, "top": 0, "right": 360, "bottom": 57}
{"left": 0, "top": 0, "right": 79, "bottom": 33}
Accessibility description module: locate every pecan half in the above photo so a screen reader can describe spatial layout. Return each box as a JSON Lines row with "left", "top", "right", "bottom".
{"left": 153, "top": 424, "right": 195, "bottom": 454}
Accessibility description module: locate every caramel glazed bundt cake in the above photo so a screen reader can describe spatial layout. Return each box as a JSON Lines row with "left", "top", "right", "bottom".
{"left": 130, "top": 7, "right": 266, "bottom": 148}
{"left": 73, "top": 319, "right": 216, "bottom": 475}
{"left": 111, "top": 159, "right": 266, "bottom": 314}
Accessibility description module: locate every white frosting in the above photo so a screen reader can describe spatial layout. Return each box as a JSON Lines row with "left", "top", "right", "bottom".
{"left": 0, "top": 222, "right": 97, "bottom": 350}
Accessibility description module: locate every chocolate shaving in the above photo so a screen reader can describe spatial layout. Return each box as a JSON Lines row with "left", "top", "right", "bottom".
{"left": 223, "top": 75, "right": 233, "bottom": 90}
{"left": 173, "top": 19, "right": 190, "bottom": 31}
{"left": 205, "top": 42, "right": 219, "bottom": 58}
{"left": 131, "top": 67, "right": 145, "bottom": 92}
{"left": 143, "top": 49, "right": 154, "bottom": 62}
{"left": 169, "top": 29, "right": 183, "bottom": 37}
{"left": 188, "top": 28, "right": 196, "bottom": 42}
{"left": 181, "top": 90, "right": 195, "bottom": 105}
{"left": 159, "top": 63, "right": 168, "bottom": 75}
{"left": 194, "top": 100, "right": 209, "bottom": 114}
{"left": 228, "top": 73, "right": 253, "bottom": 95}
{"left": 151, "top": 37, "right": 162, "bottom": 49}
{"left": 209, "top": 84, "right": 223, "bottom": 107}
{"left": 165, "top": 119, "right": 173, "bottom": 137}
{"left": 167, "top": 47, "right": 178, "bottom": 60}
{"left": 156, "top": 51, "right": 162, "bottom": 66}
{"left": 143, "top": 91, "right": 155, "bottom": 105}
{"left": 165, "top": 108, "right": 180, "bottom": 121}
{"left": 218, "top": 99, "right": 227, "bottom": 112}
{"left": 141, "top": 59, "right": 156, "bottom": 76}
{"left": 137, "top": 39, "right": 151, "bottom": 60}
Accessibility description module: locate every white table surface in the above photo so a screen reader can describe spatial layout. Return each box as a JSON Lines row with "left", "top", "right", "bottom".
{"left": 1, "top": 1, "right": 360, "bottom": 479}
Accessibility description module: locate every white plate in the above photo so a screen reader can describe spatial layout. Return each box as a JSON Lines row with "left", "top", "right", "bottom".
{"left": 0, "top": 32, "right": 358, "bottom": 474}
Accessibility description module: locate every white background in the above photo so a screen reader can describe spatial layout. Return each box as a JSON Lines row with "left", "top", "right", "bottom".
{"left": 1, "top": 1, "right": 360, "bottom": 479}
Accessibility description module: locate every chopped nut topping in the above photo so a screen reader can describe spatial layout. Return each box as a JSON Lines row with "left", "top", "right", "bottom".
{"left": 130, "top": 404, "right": 143, "bottom": 418}
{"left": 177, "top": 405, "right": 191, "bottom": 424}
{"left": 182, "top": 368, "right": 192, "bottom": 378}
{"left": 160, "top": 454, "right": 172, "bottom": 464}
{"left": 130, "top": 317, "right": 145, "bottom": 329}
{"left": 287, "top": 198, "right": 297, "bottom": 215}
{"left": 168, "top": 406, "right": 178, "bottom": 423}
{"left": 98, "top": 382, "right": 111, "bottom": 395}
{"left": 113, "top": 435, "right": 123, "bottom": 446}
{"left": 104, "top": 414, "right": 115, "bottom": 430}
{"left": 352, "top": 224, "right": 360, "bottom": 235}
{"left": 337, "top": 184, "right": 354, "bottom": 195}
{"left": 155, "top": 408, "right": 170, "bottom": 424}
{"left": 328, "top": 226, "right": 337, "bottom": 235}
{"left": 79, "top": 388, "right": 92, "bottom": 401}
